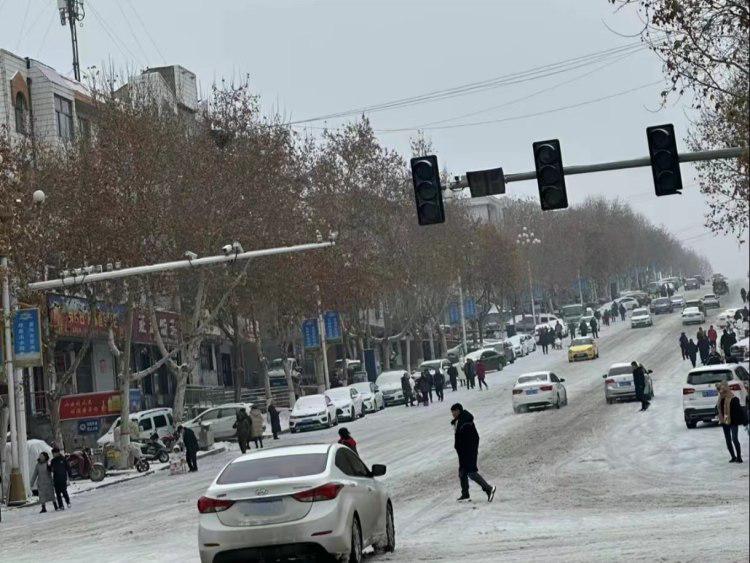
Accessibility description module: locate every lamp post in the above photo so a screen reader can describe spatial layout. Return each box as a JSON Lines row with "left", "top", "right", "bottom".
{"left": 517, "top": 228, "right": 541, "bottom": 325}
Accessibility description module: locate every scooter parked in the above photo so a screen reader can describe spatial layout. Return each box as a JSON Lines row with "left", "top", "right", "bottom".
{"left": 138, "top": 433, "right": 170, "bottom": 463}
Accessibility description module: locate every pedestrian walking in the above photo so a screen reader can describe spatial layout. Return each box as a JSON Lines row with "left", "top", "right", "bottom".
{"left": 267, "top": 400, "right": 282, "bottom": 440}
{"left": 338, "top": 427, "right": 358, "bottom": 454}
{"left": 631, "top": 361, "right": 651, "bottom": 411}
{"left": 594, "top": 309, "right": 602, "bottom": 327}
{"left": 679, "top": 332, "right": 689, "bottom": 360}
{"left": 31, "top": 452, "right": 56, "bottom": 513}
{"left": 540, "top": 327, "right": 549, "bottom": 355}
{"left": 49, "top": 447, "right": 71, "bottom": 510}
{"left": 619, "top": 303, "right": 626, "bottom": 321}
{"left": 448, "top": 364, "right": 459, "bottom": 392}
{"left": 741, "top": 287, "right": 747, "bottom": 303}
{"left": 721, "top": 329, "right": 737, "bottom": 362}
{"left": 611, "top": 302, "right": 619, "bottom": 322}
{"left": 464, "top": 359, "right": 476, "bottom": 389}
{"left": 401, "top": 371, "right": 414, "bottom": 406}
{"left": 249, "top": 405, "right": 265, "bottom": 448}
{"left": 687, "top": 338, "right": 698, "bottom": 367}
{"left": 419, "top": 372, "right": 431, "bottom": 406}
{"left": 568, "top": 322, "right": 577, "bottom": 339}
{"left": 579, "top": 319, "right": 589, "bottom": 337}
{"left": 603, "top": 310, "right": 611, "bottom": 327}
{"left": 707, "top": 325, "right": 718, "bottom": 347}
{"left": 434, "top": 369, "right": 445, "bottom": 402}
{"left": 555, "top": 321, "right": 563, "bottom": 341}
{"left": 697, "top": 326, "right": 705, "bottom": 342}
{"left": 450, "top": 403, "right": 496, "bottom": 502}
{"left": 697, "top": 336, "right": 710, "bottom": 365}
{"left": 233, "top": 408, "right": 252, "bottom": 454}
{"left": 590, "top": 317, "right": 599, "bottom": 338}
{"left": 176, "top": 425, "right": 199, "bottom": 472}
{"left": 717, "top": 382, "right": 747, "bottom": 463}
{"left": 426, "top": 369, "right": 435, "bottom": 403}
{"left": 476, "top": 361, "right": 488, "bottom": 390}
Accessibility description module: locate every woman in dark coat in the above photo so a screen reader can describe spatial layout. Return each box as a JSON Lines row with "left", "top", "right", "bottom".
{"left": 267, "top": 400, "right": 282, "bottom": 440}
{"left": 233, "top": 409, "right": 252, "bottom": 453}
{"left": 717, "top": 382, "right": 747, "bottom": 463}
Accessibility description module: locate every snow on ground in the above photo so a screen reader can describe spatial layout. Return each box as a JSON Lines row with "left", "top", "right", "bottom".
{"left": 0, "top": 288, "right": 747, "bottom": 562}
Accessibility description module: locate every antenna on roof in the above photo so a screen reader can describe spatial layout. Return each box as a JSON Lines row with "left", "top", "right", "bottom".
{"left": 58, "top": 1, "right": 85, "bottom": 82}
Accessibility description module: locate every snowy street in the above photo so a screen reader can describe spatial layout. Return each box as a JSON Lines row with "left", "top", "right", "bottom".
{"left": 1, "top": 290, "right": 748, "bottom": 562}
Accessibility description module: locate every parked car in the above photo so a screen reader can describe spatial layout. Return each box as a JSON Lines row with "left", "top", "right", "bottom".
{"left": 97, "top": 408, "right": 174, "bottom": 446}
{"left": 463, "top": 347, "right": 505, "bottom": 372}
{"left": 375, "top": 370, "right": 411, "bottom": 406}
{"left": 630, "top": 308, "right": 653, "bottom": 328}
{"left": 184, "top": 403, "right": 252, "bottom": 440}
{"left": 603, "top": 362, "right": 653, "bottom": 404}
{"left": 614, "top": 296, "right": 640, "bottom": 311}
{"left": 289, "top": 395, "right": 337, "bottom": 433}
{"left": 418, "top": 359, "right": 453, "bottom": 387}
{"left": 198, "top": 444, "right": 394, "bottom": 562}
{"left": 568, "top": 336, "right": 598, "bottom": 362}
{"left": 325, "top": 387, "right": 365, "bottom": 421}
{"left": 682, "top": 364, "right": 749, "bottom": 428}
{"left": 717, "top": 308, "right": 740, "bottom": 329}
{"left": 650, "top": 297, "right": 673, "bottom": 315}
{"left": 729, "top": 337, "right": 749, "bottom": 363}
{"left": 512, "top": 371, "right": 567, "bottom": 413}
{"left": 681, "top": 307, "right": 705, "bottom": 325}
{"left": 349, "top": 381, "right": 384, "bottom": 413}
{"left": 670, "top": 294, "right": 685, "bottom": 308}
{"left": 702, "top": 294, "right": 721, "bottom": 309}
{"left": 506, "top": 334, "right": 534, "bottom": 357}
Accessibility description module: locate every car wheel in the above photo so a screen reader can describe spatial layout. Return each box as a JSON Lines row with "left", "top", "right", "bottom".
{"left": 554, "top": 394, "right": 561, "bottom": 409}
{"left": 348, "top": 515, "right": 363, "bottom": 563}
{"left": 686, "top": 420, "right": 697, "bottom": 429}
{"left": 374, "top": 502, "right": 396, "bottom": 553}
{"left": 290, "top": 428, "right": 297, "bottom": 434}
{"left": 513, "top": 405, "right": 520, "bottom": 414}
{"left": 606, "top": 398, "right": 613, "bottom": 405}
{"left": 360, "top": 406, "right": 366, "bottom": 418}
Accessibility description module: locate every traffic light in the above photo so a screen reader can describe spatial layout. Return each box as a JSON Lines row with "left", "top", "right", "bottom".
{"left": 410, "top": 155, "right": 445, "bottom": 225}
{"left": 467, "top": 167, "right": 506, "bottom": 198}
{"left": 532, "top": 139, "right": 568, "bottom": 210}
{"left": 646, "top": 124, "right": 683, "bottom": 196}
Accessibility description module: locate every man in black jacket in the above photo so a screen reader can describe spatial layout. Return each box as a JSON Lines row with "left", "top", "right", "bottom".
{"left": 49, "top": 447, "right": 71, "bottom": 510}
{"left": 177, "top": 425, "right": 200, "bottom": 472}
{"left": 433, "top": 369, "right": 445, "bottom": 402}
{"left": 450, "top": 403, "right": 496, "bottom": 502}
{"left": 401, "top": 372, "right": 414, "bottom": 407}
{"left": 631, "top": 361, "right": 650, "bottom": 411}
{"left": 447, "top": 364, "right": 459, "bottom": 392}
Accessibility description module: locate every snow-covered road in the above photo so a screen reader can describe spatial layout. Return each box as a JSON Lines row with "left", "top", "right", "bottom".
{"left": 2, "top": 289, "right": 748, "bottom": 562}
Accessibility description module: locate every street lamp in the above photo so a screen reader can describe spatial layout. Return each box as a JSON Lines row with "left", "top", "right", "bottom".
{"left": 517, "top": 229, "right": 541, "bottom": 325}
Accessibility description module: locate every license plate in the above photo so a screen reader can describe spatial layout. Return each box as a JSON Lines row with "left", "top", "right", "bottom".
{"left": 618, "top": 382, "right": 631, "bottom": 387}
{"left": 526, "top": 389, "right": 538, "bottom": 395}
{"left": 241, "top": 498, "right": 283, "bottom": 516}
{"left": 703, "top": 389, "right": 718, "bottom": 397}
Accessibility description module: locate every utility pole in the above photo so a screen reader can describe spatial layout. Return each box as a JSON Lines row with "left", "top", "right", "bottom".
{"left": 458, "top": 276, "right": 468, "bottom": 355}
{"left": 58, "top": 0, "right": 85, "bottom": 82}
{"left": 316, "top": 284, "right": 331, "bottom": 392}
{"left": 578, "top": 268, "right": 584, "bottom": 306}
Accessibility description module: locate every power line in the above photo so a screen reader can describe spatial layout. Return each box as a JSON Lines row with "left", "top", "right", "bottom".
{"left": 126, "top": 0, "right": 167, "bottom": 65}
{"left": 115, "top": 0, "right": 151, "bottom": 65}
{"left": 15, "top": 0, "right": 32, "bottom": 51}
{"left": 288, "top": 40, "right": 654, "bottom": 125}
{"left": 87, "top": 0, "right": 143, "bottom": 67}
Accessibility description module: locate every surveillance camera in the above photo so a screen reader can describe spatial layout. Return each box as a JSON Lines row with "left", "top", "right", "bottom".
{"left": 328, "top": 230, "right": 339, "bottom": 242}
{"left": 184, "top": 251, "right": 198, "bottom": 261}
{"left": 232, "top": 241, "right": 244, "bottom": 254}
{"left": 221, "top": 244, "right": 233, "bottom": 256}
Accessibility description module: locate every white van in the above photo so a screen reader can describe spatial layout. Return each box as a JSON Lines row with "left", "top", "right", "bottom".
{"left": 97, "top": 407, "right": 174, "bottom": 446}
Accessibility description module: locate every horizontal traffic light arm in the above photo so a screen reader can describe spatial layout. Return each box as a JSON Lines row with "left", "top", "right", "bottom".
{"left": 451, "top": 147, "right": 743, "bottom": 189}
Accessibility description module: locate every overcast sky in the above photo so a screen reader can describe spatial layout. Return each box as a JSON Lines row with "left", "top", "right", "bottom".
{"left": 2, "top": 0, "right": 747, "bottom": 279}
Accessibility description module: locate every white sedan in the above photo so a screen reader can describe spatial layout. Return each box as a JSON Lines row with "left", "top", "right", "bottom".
{"left": 615, "top": 296, "right": 640, "bottom": 311}
{"left": 289, "top": 395, "right": 337, "bottom": 433}
{"left": 512, "top": 371, "right": 567, "bottom": 413}
{"left": 325, "top": 386, "right": 366, "bottom": 421}
{"left": 349, "top": 381, "right": 384, "bottom": 413}
{"left": 184, "top": 403, "right": 252, "bottom": 440}
{"left": 198, "top": 444, "right": 395, "bottom": 563}
{"left": 682, "top": 306, "right": 705, "bottom": 325}
{"left": 717, "top": 308, "right": 740, "bottom": 328}
{"left": 630, "top": 308, "right": 653, "bottom": 328}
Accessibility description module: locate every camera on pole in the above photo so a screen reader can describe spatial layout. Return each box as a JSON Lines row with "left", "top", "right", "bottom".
{"left": 467, "top": 167, "right": 506, "bottom": 198}
{"left": 410, "top": 155, "right": 445, "bottom": 225}
{"left": 646, "top": 124, "right": 683, "bottom": 196}
{"left": 532, "top": 139, "right": 568, "bottom": 210}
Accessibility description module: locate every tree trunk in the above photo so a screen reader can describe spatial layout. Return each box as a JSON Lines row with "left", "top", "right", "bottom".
{"left": 405, "top": 334, "right": 411, "bottom": 371}
{"left": 48, "top": 396, "right": 64, "bottom": 449}
{"left": 427, "top": 326, "right": 435, "bottom": 360}
{"left": 382, "top": 340, "right": 391, "bottom": 370}
{"left": 172, "top": 367, "right": 189, "bottom": 424}
{"left": 231, "top": 310, "right": 242, "bottom": 402}
{"left": 117, "top": 301, "right": 135, "bottom": 470}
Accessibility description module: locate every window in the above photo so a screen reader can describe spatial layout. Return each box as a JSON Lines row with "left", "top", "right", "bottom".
{"left": 550, "top": 374, "right": 560, "bottom": 383}
{"left": 217, "top": 454, "right": 328, "bottom": 484}
{"left": 199, "top": 409, "right": 219, "bottom": 422}
{"left": 336, "top": 448, "right": 369, "bottom": 478}
{"left": 153, "top": 415, "right": 168, "bottom": 428}
{"left": 200, "top": 344, "right": 214, "bottom": 370}
{"left": 167, "top": 414, "right": 174, "bottom": 426}
{"left": 14, "top": 93, "right": 27, "bottom": 135}
{"left": 139, "top": 418, "right": 153, "bottom": 432}
{"left": 687, "top": 370, "right": 731, "bottom": 385}
{"left": 54, "top": 95, "right": 74, "bottom": 141}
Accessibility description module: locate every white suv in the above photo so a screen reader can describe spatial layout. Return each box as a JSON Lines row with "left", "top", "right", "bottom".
{"left": 682, "top": 364, "right": 749, "bottom": 428}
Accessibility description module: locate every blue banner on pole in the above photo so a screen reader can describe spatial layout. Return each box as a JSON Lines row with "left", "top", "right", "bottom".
{"left": 323, "top": 311, "right": 342, "bottom": 341}
{"left": 13, "top": 308, "right": 43, "bottom": 367}
{"left": 302, "top": 319, "right": 320, "bottom": 349}
{"left": 464, "top": 298, "right": 477, "bottom": 320}
{"left": 448, "top": 303, "right": 460, "bottom": 325}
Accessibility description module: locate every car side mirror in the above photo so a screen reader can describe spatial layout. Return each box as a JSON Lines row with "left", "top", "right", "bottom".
{"left": 559, "top": 378, "right": 566, "bottom": 382}
{"left": 371, "top": 464, "right": 387, "bottom": 477}
{"left": 602, "top": 374, "right": 607, "bottom": 379}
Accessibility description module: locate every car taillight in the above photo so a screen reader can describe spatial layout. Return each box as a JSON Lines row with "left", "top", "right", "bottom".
{"left": 682, "top": 388, "right": 695, "bottom": 395}
{"left": 292, "top": 483, "right": 344, "bottom": 502}
{"left": 605, "top": 379, "right": 615, "bottom": 385}
{"left": 729, "top": 383, "right": 742, "bottom": 391}
{"left": 540, "top": 385, "right": 553, "bottom": 391}
{"left": 512, "top": 389, "right": 523, "bottom": 395}
{"left": 197, "top": 496, "right": 235, "bottom": 513}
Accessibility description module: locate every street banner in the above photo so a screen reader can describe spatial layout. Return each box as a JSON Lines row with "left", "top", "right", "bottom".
{"left": 323, "top": 311, "right": 342, "bottom": 342}
{"left": 13, "top": 308, "right": 43, "bottom": 367}
{"left": 59, "top": 389, "right": 141, "bottom": 421}
{"left": 464, "top": 298, "right": 477, "bottom": 320}
{"left": 132, "top": 310, "right": 181, "bottom": 346}
{"left": 47, "top": 295, "right": 127, "bottom": 339}
{"left": 448, "top": 302, "right": 459, "bottom": 325}
{"left": 302, "top": 319, "right": 320, "bottom": 349}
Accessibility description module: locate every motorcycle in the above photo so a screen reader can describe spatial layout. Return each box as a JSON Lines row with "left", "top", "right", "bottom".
{"left": 66, "top": 447, "right": 106, "bottom": 482}
{"left": 98, "top": 442, "right": 151, "bottom": 475}
{"left": 137, "top": 434, "right": 171, "bottom": 463}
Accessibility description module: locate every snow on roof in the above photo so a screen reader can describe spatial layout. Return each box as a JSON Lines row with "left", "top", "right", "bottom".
{"left": 519, "top": 370, "right": 551, "bottom": 377}
{"left": 33, "top": 62, "right": 91, "bottom": 98}
{"left": 688, "top": 364, "right": 737, "bottom": 373}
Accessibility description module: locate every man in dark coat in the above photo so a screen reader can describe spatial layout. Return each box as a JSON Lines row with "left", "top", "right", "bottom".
{"left": 433, "top": 369, "right": 445, "bottom": 402}
{"left": 679, "top": 332, "right": 689, "bottom": 360}
{"left": 425, "top": 369, "right": 435, "bottom": 403}
{"left": 589, "top": 317, "right": 599, "bottom": 339}
{"left": 631, "top": 361, "right": 650, "bottom": 411}
{"left": 719, "top": 329, "right": 734, "bottom": 362}
{"left": 418, "top": 372, "right": 431, "bottom": 407}
{"left": 464, "top": 359, "right": 476, "bottom": 389}
{"left": 450, "top": 403, "right": 496, "bottom": 502}
{"left": 686, "top": 338, "right": 698, "bottom": 367}
{"left": 610, "top": 301, "right": 619, "bottom": 322}
{"left": 177, "top": 425, "right": 199, "bottom": 472}
{"left": 267, "top": 401, "right": 282, "bottom": 440}
{"left": 603, "top": 310, "right": 611, "bottom": 326}
{"left": 697, "top": 336, "right": 711, "bottom": 365}
{"left": 568, "top": 322, "right": 577, "bottom": 339}
{"left": 49, "top": 447, "right": 71, "bottom": 510}
{"left": 579, "top": 320, "right": 588, "bottom": 337}
{"left": 447, "top": 364, "right": 459, "bottom": 392}
{"left": 401, "top": 372, "right": 414, "bottom": 406}
{"left": 706, "top": 347, "right": 723, "bottom": 365}
{"left": 619, "top": 303, "right": 627, "bottom": 321}
{"left": 233, "top": 409, "right": 252, "bottom": 453}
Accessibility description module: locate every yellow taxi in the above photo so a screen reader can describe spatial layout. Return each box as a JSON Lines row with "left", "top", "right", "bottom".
{"left": 568, "top": 336, "right": 598, "bottom": 362}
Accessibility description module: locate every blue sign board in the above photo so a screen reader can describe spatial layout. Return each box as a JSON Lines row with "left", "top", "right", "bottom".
{"left": 449, "top": 302, "right": 460, "bottom": 325}
{"left": 77, "top": 419, "right": 101, "bottom": 434}
{"left": 302, "top": 319, "right": 320, "bottom": 349}
{"left": 324, "top": 311, "right": 342, "bottom": 342}
{"left": 464, "top": 298, "right": 477, "bottom": 320}
{"left": 13, "top": 308, "right": 43, "bottom": 367}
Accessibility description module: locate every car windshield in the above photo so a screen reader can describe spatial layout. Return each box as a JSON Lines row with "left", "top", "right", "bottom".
{"left": 326, "top": 388, "right": 351, "bottom": 399}
{"left": 376, "top": 373, "right": 403, "bottom": 386}
{"left": 687, "top": 370, "right": 732, "bottom": 385}
{"left": 294, "top": 396, "right": 324, "bottom": 409}
{"left": 269, "top": 359, "right": 285, "bottom": 370}
{"left": 609, "top": 365, "right": 633, "bottom": 376}
{"left": 217, "top": 454, "right": 328, "bottom": 484}
{"left": 683, "top": 308, "right": 700, "bottom": 315}
{"left": 704, "top": 295, "right": 716, "bottom": 300}
{"left": 562, "top": 305, "right": 583, "bottom": 316}
{"left": 653, "top": 298, "right": 669, "bottom": 305}
{"left": 517, "top": 374, "right": 548, "bottom": 384}
{"left": 351, "top": 383, "right": 370, "bottom": 393}
{"left": 571, "top": 338, "right": 593, "bottom": 346}
{"left": 633, "top": 308, "right": 649, "bottom": 316}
